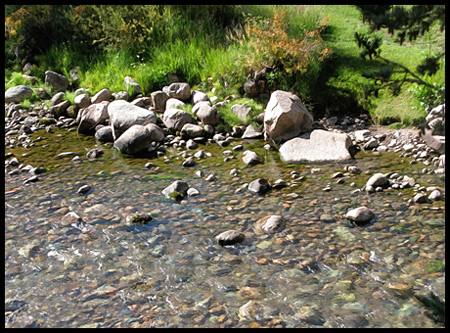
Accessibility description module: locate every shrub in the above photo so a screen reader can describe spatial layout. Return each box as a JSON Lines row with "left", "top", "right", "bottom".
{"left": 410, "top": 82, "right": 445, "bottom": 113}
{"left": 5, "top": 6, "right": 74, "bottom": 65}
{"left": 242, "top": 7, "right": 331, "bottom": 76}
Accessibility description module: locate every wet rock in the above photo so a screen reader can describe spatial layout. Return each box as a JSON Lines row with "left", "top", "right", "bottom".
{"left": 162, "top": 180, "right": 189, "bottom": 199}
{"left": 125, "top": 213, "right": 153, "bottom": 226}
{"left": 215, "top": 230, "right": 245, "bottom": 246}
{"left": 413, "top": 193, "right": 429, "bottom": 204}
{"left": 242, "top": 150, "right": 261, "bottom": 165}
{"left": 186, "top": 139, "right": 198, "bottom": 150}
{"left": 428, "top": 189, "right": 442, "bottom": 201}
{"left": 354, "top": 129, "right": 372, "bottom": 142}
{"left": 273, "top": 179, "right": 287, "bottom": 189}
{"left": 366, "top": 173, "right": 389, "bottom": 189}
{"left": 77, "top": 185, "right": 91, "bottom": 194}
{"left": 5, "top": 300, "right": 27, "bottom": 312}
{"left": 248, "top": 178, "right": 271, "bottom": 194}
{"left": 238, "top": 300, "right": 261, "bottom": 321}
{"left": 345, "top": 206, "right": 375, "bottom": 225}
{"left": 182, "top": 157, "right": 196, "bottom": 167}
{"left": 113, "top": 124, "right": 155, "bottom": 155}
{"left": 187, "top": 188, "right": 200, "bottom": 197}
{"left": 254, "top": 215, "right": 285, "bottom": 235}
{"left": 86, "top": 148, "right": 103, "bottom": 159}
{"left": 95, "top": 126, "right": 115, "bottom": 142}
{"left": 62, "top": 211, "right": 83, "bottom": 226}
{"left": 23, "top": 175, "right": 39, "bottom": 184}
{"left": 296, "top": 304, "right": 324, "bottom": 325}
{"left": 205, "top": 174, "right": 216, "bottom": 182}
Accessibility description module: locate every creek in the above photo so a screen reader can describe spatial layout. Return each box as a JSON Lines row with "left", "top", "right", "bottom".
{"left": 5, "top": 127, "right": 445, "bottom": 328}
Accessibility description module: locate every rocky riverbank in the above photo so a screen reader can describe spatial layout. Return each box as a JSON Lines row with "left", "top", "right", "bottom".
{"left": 5, "top": 76, "right": 445, "bottom": 206}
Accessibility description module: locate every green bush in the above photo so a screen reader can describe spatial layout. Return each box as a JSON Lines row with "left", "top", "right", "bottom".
{"left": 410, "top": 82, "right": 445, "bottom": 113}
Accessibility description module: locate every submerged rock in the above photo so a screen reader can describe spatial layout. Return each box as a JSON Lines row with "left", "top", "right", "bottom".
{"left": 254, "top": 215, "right": 285, "bottom": 235}
{"left": 125, "top": 213, "right": 153, "bottom": 226}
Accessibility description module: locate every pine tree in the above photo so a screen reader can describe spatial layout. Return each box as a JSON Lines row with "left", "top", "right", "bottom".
{"left": 354, "top": 5, "right": 445, "bottom": 98}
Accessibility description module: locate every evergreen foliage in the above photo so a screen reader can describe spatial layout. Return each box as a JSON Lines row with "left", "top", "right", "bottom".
{"left": 354, "top": 5, "right": 445, "bottom": 99}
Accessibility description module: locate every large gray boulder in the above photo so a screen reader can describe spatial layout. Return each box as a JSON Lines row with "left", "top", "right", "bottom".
{"left": 162, "top": 82, "right": 191, "bottom": 101}
{"left": 45, "top": 70, "right": 69, "bottom": 91}
{"left": 107, "top": 100, "right": 157, "bottom": 140}
{"left": 279, "top": 129, "right": 353, "bottom": 163}
{"left": 165, "top": 98, "right": 185, "bottom": 110}
{"left": 74, "top": 93, "right": 91, "bottom": 109}
{"left": 78, "top": 101, "right": 110, "bottom": 134}
{"left": 144, "top": 123, "right": 165, "bottom": 142}
{"left": 5, "top": 85, "right": 33, "bottom": 103}
{"left": 113, "top": 124, "right": 152, "bottom": 154}
{"left": 91, "top": 88, "right": 112, "bottom": 104}
{"left": 162, "top": 108, "right": 193, "bottom": 131}
{"left": 264, "top": 90, "right": 314, "bottom": 142}
{"left": 150, "top": 90, "right": 169, "bottom": 111}
{"left": 180, "top": 123, "right": 206, "bottom": 139}
{"left": 196, "top": 104, "right": 221, "bottom": 126}
{"left": 191, "top": 90, "right": 210, "bottom": 104}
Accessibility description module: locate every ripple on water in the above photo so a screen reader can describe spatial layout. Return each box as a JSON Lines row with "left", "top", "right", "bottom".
{"left": 4, "top": 128, "right": 445, "bottom": 328}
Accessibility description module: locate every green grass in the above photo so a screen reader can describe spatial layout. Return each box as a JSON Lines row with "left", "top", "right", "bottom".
{"left": 318, "top": 5, "right": 445, "bottom": 126}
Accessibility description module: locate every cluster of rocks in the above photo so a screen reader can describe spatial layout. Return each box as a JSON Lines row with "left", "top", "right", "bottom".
{"left": 363, "top": 172, "right": 444, "bottom": 204}
{"left": 5, "top": 70, "right": 445, "bottom": 219}
{"left": 5, "top": 68, "right": 446, "bottom": 173}
{"left": 349, "top": 127, "right": 445, "bottom": 175}
{"left": 420, "top": 104, "right": 445, "bottom": 155}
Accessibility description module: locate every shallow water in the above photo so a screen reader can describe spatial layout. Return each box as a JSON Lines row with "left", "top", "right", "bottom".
{"left": 5, "top": 128, "right": 445, "bottom": 328}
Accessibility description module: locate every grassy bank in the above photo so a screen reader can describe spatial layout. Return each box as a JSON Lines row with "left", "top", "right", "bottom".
{"left": 5, "top": 5, "right": 445, "bottom": 128}
{"left": 318, "top": 5, "right": 445, "bottom": 127}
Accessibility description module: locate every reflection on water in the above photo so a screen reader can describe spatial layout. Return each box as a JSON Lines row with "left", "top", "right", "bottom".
{"left": 5, "top": 129, "right": 445, "bottom": 328}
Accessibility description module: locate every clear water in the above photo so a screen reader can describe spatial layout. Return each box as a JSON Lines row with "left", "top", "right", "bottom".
{"left": 5, "top": 128, "right": 445, "bottom": 328}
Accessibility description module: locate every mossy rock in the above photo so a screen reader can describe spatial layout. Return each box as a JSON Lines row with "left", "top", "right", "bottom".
{"left": 125, "top": 213, "right": 153, "bottom": 226}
